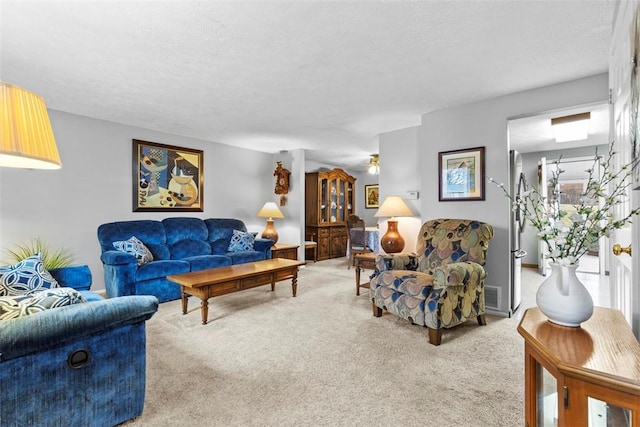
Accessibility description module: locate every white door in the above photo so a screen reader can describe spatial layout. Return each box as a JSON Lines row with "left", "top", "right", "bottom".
{"left": 538, "top": 158, "right": 549, "bottom": 276}
{"left": 610, "top": 0, "right": 639, "bottom": 338}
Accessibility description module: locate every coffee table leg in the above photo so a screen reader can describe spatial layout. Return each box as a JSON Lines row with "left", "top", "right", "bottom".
{"left": 200, "top": 298, "right": 209, "bottom": 325}
{"left": 291, "top": 270, "right": 298, "bottom": 297}
{"left": 181, "top": 287, "right": 188, "bottom": 314}
{"left": 355, "top": 264, "right": 362, "bottom": 296}
{"left": 271, "top": 280, "right": 275, "bottom": 291}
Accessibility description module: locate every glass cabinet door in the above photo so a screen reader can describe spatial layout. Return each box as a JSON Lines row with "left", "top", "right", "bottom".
{"left": 536, "top": 361, "right": 558, "bottom": 427}
{"left": 587, "top": 397, "right": 631, "bottom": 426}
{"left": 330, "top": 178, "right": 337, "bottom": 222}
{"left": 346, "top": 181, "right": 354, "bottom": 217}
{"left": 321, "top": 178, "right": 328, "bottom": 223}
{"left": 338, "top": 179, "right": 345, "bottom": 222}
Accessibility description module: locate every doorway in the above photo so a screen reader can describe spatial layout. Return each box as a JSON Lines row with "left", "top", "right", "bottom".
{"left": 541, "top": 156, "right": 603, "bottom": 275}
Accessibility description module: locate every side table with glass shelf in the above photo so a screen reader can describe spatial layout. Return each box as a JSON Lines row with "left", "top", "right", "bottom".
{"left": 517, "top": 307, "right": 640, "bottom": 427}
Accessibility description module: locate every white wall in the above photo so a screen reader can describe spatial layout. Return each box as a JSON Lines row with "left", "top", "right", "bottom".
{"left": 380, "top": 73, "right": 608, "bottom": 315}
{"left": 378, "top": 126, "right": 421, "bottom": 254}
{"left": 0, "top": 110, "right": 279, "bottom": 291}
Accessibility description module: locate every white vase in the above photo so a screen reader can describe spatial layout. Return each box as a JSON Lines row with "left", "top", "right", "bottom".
{"left": 536, "top": 262, "right": 594, "bottom": 327}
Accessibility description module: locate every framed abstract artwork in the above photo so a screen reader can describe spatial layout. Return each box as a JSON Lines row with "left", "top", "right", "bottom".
{"left": 132, "top": 139, "right": 204, "bottom": 212}
{"left": 364, "top": 184, "right": 379, "bottom": 208}
{"left": 438, "top": 146, "right": 485, "bottom": 201}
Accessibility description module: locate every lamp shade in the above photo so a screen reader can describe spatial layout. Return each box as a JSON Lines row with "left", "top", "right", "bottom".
{"left": 0, "top": 82, "right": 62, "bottom": 169}
{"left": 257, "top": 202, "right": 285, "bottom": 219}
{"left": 374, "top": 196, "right": 413, "bottom": 219}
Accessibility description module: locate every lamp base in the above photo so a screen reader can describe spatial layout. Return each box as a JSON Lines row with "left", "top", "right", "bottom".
{"left": 380, "top": 220, "right": 405, "bottom": 254}
{"left": 261, "top": 219, "right": 279, "bottom": 244}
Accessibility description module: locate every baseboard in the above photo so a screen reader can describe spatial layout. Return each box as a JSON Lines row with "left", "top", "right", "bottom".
{"left": 522, "top": 263, "right": 538, "bottom": 269}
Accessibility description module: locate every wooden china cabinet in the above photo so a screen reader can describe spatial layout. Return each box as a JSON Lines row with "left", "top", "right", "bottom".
{"left": 305, "top": 168, "right": 356, "bottom": 261}
{"left": 518, "top": 307, "right": 640, "bottom": 427}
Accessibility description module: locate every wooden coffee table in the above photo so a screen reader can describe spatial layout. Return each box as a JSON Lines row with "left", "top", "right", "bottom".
{"left": 167, "top": 258, "right": 306, "bottom": 324}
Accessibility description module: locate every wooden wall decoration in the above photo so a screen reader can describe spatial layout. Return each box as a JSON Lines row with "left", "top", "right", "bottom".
{"left": 274, "top": 161, "right": 291, "bottom": 206}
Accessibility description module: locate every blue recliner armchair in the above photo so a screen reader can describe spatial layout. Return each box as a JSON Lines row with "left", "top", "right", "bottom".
{"left": 0, "top": 264, "right": 158, "bottom": 426}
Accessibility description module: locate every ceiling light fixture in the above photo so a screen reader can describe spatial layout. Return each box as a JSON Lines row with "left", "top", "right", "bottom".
{"left": 0, "top": 82, "right": 62, "bottom": 169}
{"left": 550, "top": 112, "right": 591, "bottom": 143}
{"left": 368, "top": 154, "right": 379, "bottom": 175}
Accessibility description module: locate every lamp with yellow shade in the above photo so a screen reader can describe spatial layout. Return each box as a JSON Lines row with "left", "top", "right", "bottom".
{"left": 374, "top": 196, "right": 414, "bottom": 254}
{"left": 1, "top": 82, "right": 62, "bottom": 169}
{"left": 257, "top": 202, "right": 284, "bottom": 244}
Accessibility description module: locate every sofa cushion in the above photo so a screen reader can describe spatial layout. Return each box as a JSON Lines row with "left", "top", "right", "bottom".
{"left": 0, "top": 287, "right": 87, "bottom": 320}
{"left": 98, "top": 220, "right": 171, "bottom": 260}
{"left": 135, "top": 260, "right": 190, "bottom": 282}
{"left": 185, "top": 255, "right": 232, "bottom": 271}
{"left": 0, "top": 254, "right": 59, "bottom": 296}
{"left": 226, "top": 251, "right": 265, "bottom": 264}
{"left": 371, "top": 270, "right": 434, "bottom": 300}
{"left": 227, "top": 229, "right": 255, "bottom": 252}
{"left": 113, "top": 236, "right": 154, "bottom": 265}
{"left": 205, "top": 218, "right": 249, "bottom": 254}
{"left": 163, "top": 217, "right": 211, "bottom": 259}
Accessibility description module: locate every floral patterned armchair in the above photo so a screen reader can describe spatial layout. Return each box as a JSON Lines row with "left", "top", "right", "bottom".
{"left": 370, "top": 219, "right": 494, "bottom": 345}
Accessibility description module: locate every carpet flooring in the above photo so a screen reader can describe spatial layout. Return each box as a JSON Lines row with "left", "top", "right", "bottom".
{"left": 124, "top": 259, "right": 524, "bottom": 426}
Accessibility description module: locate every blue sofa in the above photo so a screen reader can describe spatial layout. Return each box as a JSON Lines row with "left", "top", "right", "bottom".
{"left": 97, "top": 217, "right": 274, "bottom": 303}
{"left": 0, "top": 264, "right": 158, "bottom": 427}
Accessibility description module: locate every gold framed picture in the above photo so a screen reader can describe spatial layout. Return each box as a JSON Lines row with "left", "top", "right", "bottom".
{"left": 365, "top": 184, "right": 379, "bottom": 209}
{"left": 133, "top": 139, "right": 204, "bottom": 212}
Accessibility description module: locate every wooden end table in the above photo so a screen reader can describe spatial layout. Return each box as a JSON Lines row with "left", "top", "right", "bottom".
{"left": 271, "top": 244, "right": 299, "bottom": 260}
{"left": 167, "top": 258, "right": 306, "bottom": 324}
{"left": 354, "top": 252, "right": 378, "bottom": 296}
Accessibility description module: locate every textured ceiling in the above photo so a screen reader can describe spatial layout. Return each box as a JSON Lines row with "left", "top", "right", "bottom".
{"left": 0, "top": 1, "right": 616, "bottom": 170}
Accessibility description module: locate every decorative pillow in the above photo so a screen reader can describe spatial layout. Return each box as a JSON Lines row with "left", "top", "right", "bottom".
{"left": 227, "top": 230, "right": 255, "bottom": 252}
{"left": 0, "top": 253, "right": 59, "bottom": 297}
{"left": 113, "top": 236, "right": 154, "bottom": 265}
{"left": 0, "top": 287, "right": 87, "bottom": 320}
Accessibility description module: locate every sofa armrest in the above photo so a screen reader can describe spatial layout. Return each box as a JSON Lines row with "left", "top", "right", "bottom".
{"left": 101, "top": 250, "right": 137, "bottom": 265}
{"left": 432, "top": 261, "right": 486, "bottom": 290}
{"left": 0, "top": 295, "right": 158, "bottom": 362}
{"left": 254, "top": 238, "right": 275, "bottom": 256}
{"left": 49, "top": 265, "right": 92, "bottom": 291}
{"left": 375, "top": 253, "right": 419, "bottom": 272}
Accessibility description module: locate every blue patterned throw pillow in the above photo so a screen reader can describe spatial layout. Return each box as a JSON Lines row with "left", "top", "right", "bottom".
{"left": 0, "top": 253, "right": 59, "bottom": 297}
{"left": 227, "top": 230, "right": 255, "bottom": 252}
{"left": 113, "top": 236, "right": 154, "bottom": 265}
{"left": 0, "top": 287, "right": 87, "bottom": 320}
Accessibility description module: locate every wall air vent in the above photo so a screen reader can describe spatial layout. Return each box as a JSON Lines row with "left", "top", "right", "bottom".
{"left": 485, "top": 286, "right": 500, "bottom": 311}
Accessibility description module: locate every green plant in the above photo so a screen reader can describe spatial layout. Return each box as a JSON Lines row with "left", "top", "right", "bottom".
{"left": 490, "top": 144, "right": 640, "bottom": 265}
{"left": 4, "top": 237, "right": 74, "bottom": 269}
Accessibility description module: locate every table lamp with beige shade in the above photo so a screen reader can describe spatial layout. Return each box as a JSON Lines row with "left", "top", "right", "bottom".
{"left": 0, "top": 82, "right": 62, "bottom": 169}
{"left": 374, "top": 196, "right": 414, "bottom": 253}
{"left": 257, "top": 202, "right": 284, "bottom": 244}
